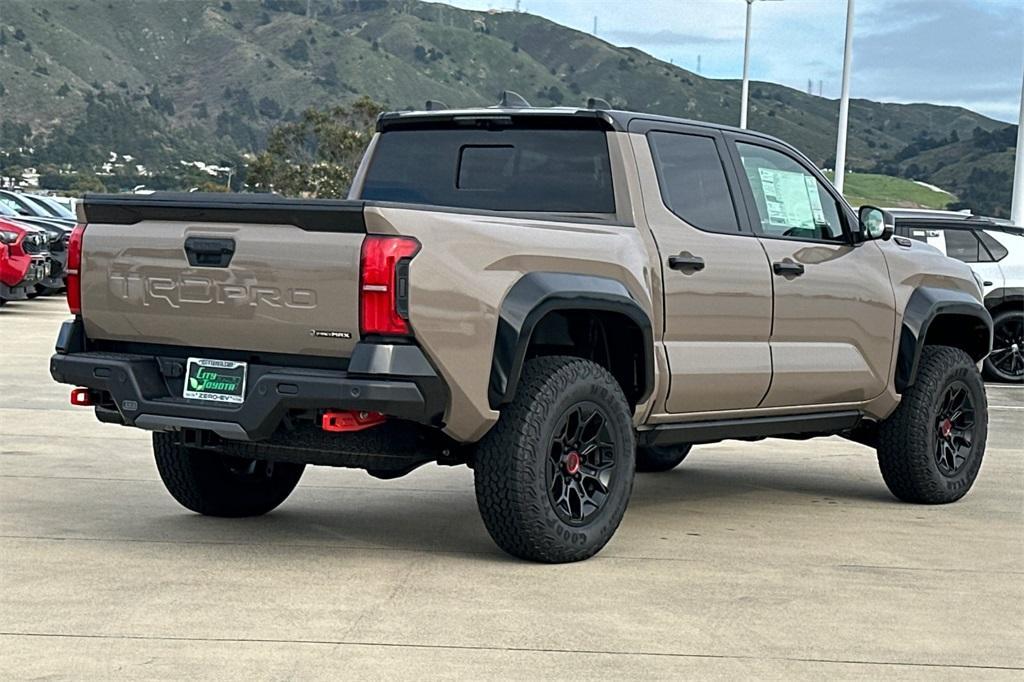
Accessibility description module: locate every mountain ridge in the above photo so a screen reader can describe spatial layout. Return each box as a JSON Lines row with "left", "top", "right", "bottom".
{"left": 0, "top": 0, "right": 1016, "bottom": 213}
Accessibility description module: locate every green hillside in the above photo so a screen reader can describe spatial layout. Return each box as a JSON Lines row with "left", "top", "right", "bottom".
{"left": 824, "top": 171, "right": 954, "bottom": 210}
{"left": 0, "top": 0, "right": 1015, "bottom": 213}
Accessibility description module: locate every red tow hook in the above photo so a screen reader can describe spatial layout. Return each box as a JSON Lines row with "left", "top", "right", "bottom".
{"left": 70, "top": 388, "right": 94, "bottom": 406}
{"left": 321, "top": 410, "right": 386, "bottom": 432}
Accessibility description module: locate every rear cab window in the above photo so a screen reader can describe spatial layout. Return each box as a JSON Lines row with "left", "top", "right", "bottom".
{"left": 360, "top": 121, "right": 615, "bottom": 215}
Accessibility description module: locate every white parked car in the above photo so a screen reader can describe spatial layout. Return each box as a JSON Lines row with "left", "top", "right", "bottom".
{"left": 890, "top": 209, "right": 1023, "bottom": 383}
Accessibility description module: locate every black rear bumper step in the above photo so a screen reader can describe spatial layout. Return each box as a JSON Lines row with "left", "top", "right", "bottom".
{"left": 51, "top": 322, "right": 447, "bottom": 441}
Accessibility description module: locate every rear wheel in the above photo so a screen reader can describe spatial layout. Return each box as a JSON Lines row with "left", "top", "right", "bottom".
{"left": 984, "top": 309, "right": 1024, "bottom": 383}
{"left": 474, "top": 356, "right": 635, "bottom": 563}
{"left": 153, "top": 432, "right": 305, "bottom": 517}
{"left": 636, "top": 444, "right": 692, "bottom": 472}
{"left": 877, "top": 346, "right": 987, "bottom": 504}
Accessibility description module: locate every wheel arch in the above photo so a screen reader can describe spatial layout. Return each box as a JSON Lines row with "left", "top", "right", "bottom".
{"left": 895, "top": 287, "right": 992, "bottom": 393}
{"left": 985, "top": 287, "right": 1024, "bottom": 318}
{"left": 488, "top": 272, "right": 654, "bottom": 409}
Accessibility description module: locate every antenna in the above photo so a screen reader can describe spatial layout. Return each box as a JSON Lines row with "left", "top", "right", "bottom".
{"left": 586, "top": 97, "right": 612, "bottom": 110}
{"left": 496, "top": 90, "right": 531, "bottom": 108}
{"left": 425, "top": 100, "right": 448, "bottom": 111}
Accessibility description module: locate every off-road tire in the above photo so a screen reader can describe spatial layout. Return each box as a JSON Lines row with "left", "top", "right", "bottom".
{"left": 474, "top": 356, "right": 635, "bottom": 563}
{"left": 983, "top": 309, "right": 1024, "bottom": 383}
{"left": 877, "top": 345, "right": 987, "bottom": 504}
{"left": 636, "top": 444, "right": 692, "bottom": 472}
{"left": 153, "top": 432, "right": 305, "bottom": 517}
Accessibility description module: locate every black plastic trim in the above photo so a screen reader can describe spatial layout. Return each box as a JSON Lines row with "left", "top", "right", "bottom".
{"left": 50, "top": 343, "right": 447, "bottom": 441}
{"left": 81, "top": 192, "right": 366, "bottom": 233}
{"left": 55, "top": 318, "right": 87, "bottom": 354}
{"left": 488, "top": 272, "right": 654, "bottom": 408}
{"left": 638, "top": 411, "right": 863, "bottom": 447}
{"left": 895, "top": 287, "right": 993, "bottom": 392}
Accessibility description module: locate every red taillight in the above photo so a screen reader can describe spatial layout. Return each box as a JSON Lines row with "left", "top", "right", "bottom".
{"left": 359, "top": 235, "right": 420, "bottom": 336}
{"left": 66, "top": 223, "right": 86, "bottom": 315}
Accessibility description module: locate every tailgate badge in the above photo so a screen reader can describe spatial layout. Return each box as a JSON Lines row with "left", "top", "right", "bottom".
{"left": 310, "top": 329, "right": 352, "bottom": 339}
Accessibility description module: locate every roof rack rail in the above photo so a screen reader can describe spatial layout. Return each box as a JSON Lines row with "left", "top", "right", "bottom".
{"left": 425, "top": 100, "right": 449, "bottom": 111}
{"left": 586, "top": 97, "right": 612, "bottom": 110}
{"left": 495, "top": 90, "right": 531, "bottom": 108}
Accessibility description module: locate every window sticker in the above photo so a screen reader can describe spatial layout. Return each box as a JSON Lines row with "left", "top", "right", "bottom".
{"left": 755, "top": 167, "right": 820, "bottom": 230}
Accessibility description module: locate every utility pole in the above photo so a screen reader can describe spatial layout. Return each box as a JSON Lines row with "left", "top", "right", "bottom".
{"left": 833, "top": 0, "right": 855, "bottom": 194}
{"left": 697, "top": 54, "right": 701, "bottom": 75}
{"left": 1011, "top": 67, "right": 1024, "bottom": 225}
{"left": 593, "top": 16, "right": 597, "bottom": 35}
{"left": 740, "top": 0, "right": 753, "bottom": 128}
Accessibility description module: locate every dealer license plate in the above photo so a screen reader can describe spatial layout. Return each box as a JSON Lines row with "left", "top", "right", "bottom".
{"left": 183, "top": 358, "right": 247, "bottom": 404}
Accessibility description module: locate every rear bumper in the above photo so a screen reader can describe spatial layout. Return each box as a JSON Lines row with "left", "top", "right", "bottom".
{"left": 50, "top": 320, "right": 447, "bottom": 441}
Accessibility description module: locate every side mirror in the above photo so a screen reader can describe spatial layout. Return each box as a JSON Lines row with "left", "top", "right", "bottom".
{"left": 859, "top": 205, "right": 894, "bottom": 241}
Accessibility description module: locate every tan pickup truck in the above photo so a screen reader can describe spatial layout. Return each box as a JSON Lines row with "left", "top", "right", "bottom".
{"left": 51, "top": 106, "right": 992, "bottom": 562}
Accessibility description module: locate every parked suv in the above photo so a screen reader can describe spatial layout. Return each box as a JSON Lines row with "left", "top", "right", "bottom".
{"left": 891, "top": 209, "right": 1022, "bottom": 383}
{"left": 51, "top": 105, "right": 991, "bottom": 562}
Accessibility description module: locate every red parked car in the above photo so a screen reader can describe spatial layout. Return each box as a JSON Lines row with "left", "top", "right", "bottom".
{"left": 0, "top": 218, "right": 50, "bottom": 305}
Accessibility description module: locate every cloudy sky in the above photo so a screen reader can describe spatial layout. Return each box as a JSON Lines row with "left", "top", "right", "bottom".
{"left": 445, "top": 0, "right": 1023, "bottom": 123}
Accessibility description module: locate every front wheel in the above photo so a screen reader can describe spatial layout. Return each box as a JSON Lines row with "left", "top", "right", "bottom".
{"left": 153, "top": 432, "right": 305, "bottom": 517}
{"left": 984, "top": 309, "right": 1024, "bottom": 383}
{"left": 474, "top": 356, "right": 636, "bottom": 563}
{"left": 877, "top": 345, "right": 987, "bottom": 504}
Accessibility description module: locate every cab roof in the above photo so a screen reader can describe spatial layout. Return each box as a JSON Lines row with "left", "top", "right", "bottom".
{"left": 377, "top": 106, "right": 778, "bottom": 142}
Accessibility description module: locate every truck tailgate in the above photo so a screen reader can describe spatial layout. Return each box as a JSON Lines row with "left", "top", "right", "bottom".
{"left": 79, "top": 193, "right": 365, "bottom": 358}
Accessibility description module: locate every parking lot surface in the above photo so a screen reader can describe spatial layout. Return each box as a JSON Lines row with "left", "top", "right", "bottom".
{"left": 1, "top": 296, "right": 1022, "bottom": 679}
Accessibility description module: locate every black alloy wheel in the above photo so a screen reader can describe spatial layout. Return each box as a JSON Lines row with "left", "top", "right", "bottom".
{"left": 933, "top": 381, "right": 976, "bottom": 476}
{"left": 985, "top": 311, "right": 1024, "bottom": 382}
{"left": 547, "top": 403, "right": 617, "bottom": 525}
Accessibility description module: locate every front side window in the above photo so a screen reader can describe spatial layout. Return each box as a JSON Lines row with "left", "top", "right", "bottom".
{"left": 648, "top": 131, "right": 739, "bottom": 233}
{"left": 735, "top": 142, "right": 845, "bottom": 242}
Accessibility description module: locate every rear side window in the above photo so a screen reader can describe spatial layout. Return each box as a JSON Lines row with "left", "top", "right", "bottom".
{"left": 942, "top": 229, "right": 982, "bottom": 262}
{"left": 648, "top": 131, "right": 739, "bottom": 233}
{"left": 977, "top": 231, "right": 1009, "bottom": 261}
{"left": 361, "top": 128, "right": 615, "bottom": 213}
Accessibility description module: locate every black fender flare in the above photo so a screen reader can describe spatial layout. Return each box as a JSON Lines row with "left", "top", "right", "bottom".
{"left": 488, "top": 272, "right": 654, "bottom": 408}
{"left": 895, "top": 287, "right": 992, "bottom": 392}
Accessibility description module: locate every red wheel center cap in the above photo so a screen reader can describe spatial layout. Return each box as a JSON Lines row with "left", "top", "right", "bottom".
{"left": 940, "top": 419, "right": 953, "bottom": 438}
{"left": 564, "top": 451, "right": 581, "bottom": 475}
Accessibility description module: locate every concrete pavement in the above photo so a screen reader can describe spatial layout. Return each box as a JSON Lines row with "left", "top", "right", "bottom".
{"left": 1, "top": 296, "right": 1022, "bottom": 679}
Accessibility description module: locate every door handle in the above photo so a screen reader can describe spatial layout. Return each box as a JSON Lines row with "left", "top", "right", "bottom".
{"left": 184, "top": 237, "right": 235, "bottom": 267}
{"left": 668, "top": 252, "right": 705, "bottom": 272}
{"left": 772, "top": 260, "right": 805, "bottom": 277}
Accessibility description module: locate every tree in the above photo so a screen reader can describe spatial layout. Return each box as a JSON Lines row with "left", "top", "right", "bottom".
{"left": 247, "top": 97, "right": 383, "bottom": 198}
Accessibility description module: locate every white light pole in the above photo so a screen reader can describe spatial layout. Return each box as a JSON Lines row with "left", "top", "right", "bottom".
{"left": 1011, "top": 67, "right": 1024, "bottom": 225}
{"left": 833, "top": 0, "right": 855, "bottom": 194}
{"left": 740, "top": 0, "right": 754, "bottom": 129}
{"left": 740, "top": 0, "right": 782, "bottom": 130}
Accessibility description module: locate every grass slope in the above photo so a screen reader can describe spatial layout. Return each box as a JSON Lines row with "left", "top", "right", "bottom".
{"left": 825, "top": 171, "right": 954, "bottom": 210}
